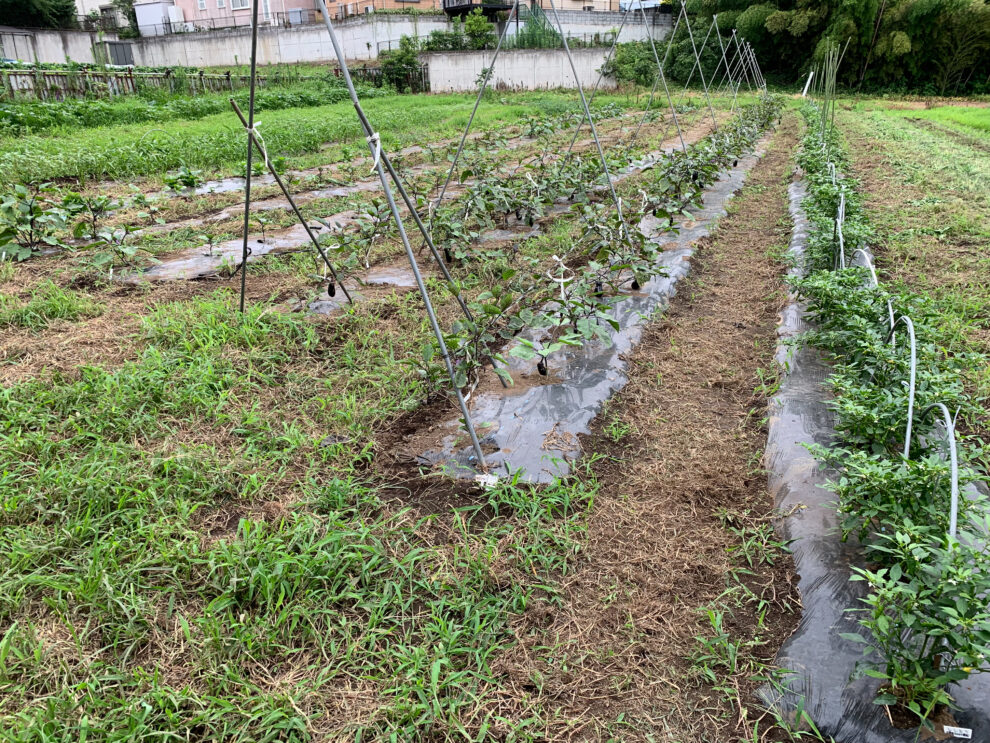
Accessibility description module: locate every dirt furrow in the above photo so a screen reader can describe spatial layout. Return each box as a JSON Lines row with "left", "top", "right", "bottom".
{"left": 486, "top": 112, "right": 803, "bottom": 741}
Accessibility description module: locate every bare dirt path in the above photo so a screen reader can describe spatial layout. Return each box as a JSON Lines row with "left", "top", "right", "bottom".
{"left": 488, "top": 112, "right": 803, "bottom": 741}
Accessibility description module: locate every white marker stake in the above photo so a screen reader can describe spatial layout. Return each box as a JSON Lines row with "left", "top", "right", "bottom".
{"left": 802, "top": 70, "right": 815, "bottom": 97}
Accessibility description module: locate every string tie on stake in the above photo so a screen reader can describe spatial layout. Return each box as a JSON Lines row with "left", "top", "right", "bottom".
{"left": 244, "top": 121, "right": 270, "bottom": 170}
{"left": 367, "top": 131, "right": 382, "bottom": 173}
{"left": 548, "top": 255, "right": 574, "bottom": 304}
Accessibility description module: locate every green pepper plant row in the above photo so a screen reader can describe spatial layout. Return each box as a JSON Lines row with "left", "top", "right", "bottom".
{"left": 793, "top": 103, "right": 990, "bottom": 727}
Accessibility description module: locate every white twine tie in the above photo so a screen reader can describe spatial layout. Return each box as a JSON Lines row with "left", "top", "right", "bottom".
{"left": 548, "top": 255, "right": 573, "bottom": 304}
{"left": 367, "top": 131, "right": 382, "bottom": 173}
{"left": 245, "top": 121, "right": 270, "bottom": 170}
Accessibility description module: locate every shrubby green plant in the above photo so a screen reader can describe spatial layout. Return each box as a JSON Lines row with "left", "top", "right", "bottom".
{"left": 0, "top": 184, "right": 66, "bottom": 261}
{"left": 163, "top": 166, "right": 204, "bottom": 192}
{"left": 795, "top": 102, "right": 990, "bottom": 727}
{"left": 431, "top": 95, "right": 781, "bottom": 392}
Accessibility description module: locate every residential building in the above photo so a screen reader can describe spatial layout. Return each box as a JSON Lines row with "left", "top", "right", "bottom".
{"left": 75, "top": 0, "right": 127, "bottom": 28}
{"left": 172, "top": 0, "right": 323, "bottom": 28}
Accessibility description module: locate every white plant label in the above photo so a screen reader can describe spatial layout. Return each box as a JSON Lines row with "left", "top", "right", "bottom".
{"left": 475, "top": 473, "right": 499, "bottom": 488}
{"left": 943, "top": 726, "right": 972, "bottom": 739}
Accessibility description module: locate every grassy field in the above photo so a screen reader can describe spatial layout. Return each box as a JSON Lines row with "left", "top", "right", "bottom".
{"left": 889, "top": 105, "right": 990, "bottom": 136}
{"left": 0, "top": 89, "right": 650, "bottom": 187}
{"left": 3, "top": 80, "right": 985, "bottom": 740}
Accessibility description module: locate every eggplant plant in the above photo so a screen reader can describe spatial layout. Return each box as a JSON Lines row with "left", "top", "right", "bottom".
{"left": 338, "top": 197, "right": 392, "bottom": 269}
{"left": 509, "top": 335, "right": 582, "bottom": 377}
{"left": 0, "top": 183, "right": 67, "bottom": 261}
{"left": 61, "top": 192, "right": 119, "bottom": 242}
{"left": 314, "top": 226, "right": 362, "bottom": 298}
{"left": 163, "top": 166, "right": 203, "bottom": 192}
{"left": 79, "top": 224, "right": 149, "bottom": 275}
{"left": 431, "top": 206, "right": 481, "bottom": 264}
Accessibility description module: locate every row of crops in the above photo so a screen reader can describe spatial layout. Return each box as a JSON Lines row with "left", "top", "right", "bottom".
{"left": 793, "top": 103, "right": 989, "bottom": 726}
{"left": 403, "top": 99, "right": 779, "bottom": 394}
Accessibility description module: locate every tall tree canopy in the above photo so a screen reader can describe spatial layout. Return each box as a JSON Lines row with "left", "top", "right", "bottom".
{"left": 0, "top": 0, "right": 77, "bottom": 29}
{"left": 690, "top": 0, "right": 990, "bottom": 93}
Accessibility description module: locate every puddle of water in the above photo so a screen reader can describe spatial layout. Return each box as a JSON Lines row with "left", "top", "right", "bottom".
{"left": 413, "top": 146, "right": 766, "bottom": 483}
{"left": 759, "top": 181, "right": 990, "bottom": 741}
{"left": 129, "top": 225, "right": 310, "bottom": 281}
{"left": 363, "top": 265, "right": 418, "bottom": 288}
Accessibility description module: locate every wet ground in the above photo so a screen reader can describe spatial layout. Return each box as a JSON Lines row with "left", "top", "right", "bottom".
{"left": 413, "top": 144, "right": 768, "bottom": 482}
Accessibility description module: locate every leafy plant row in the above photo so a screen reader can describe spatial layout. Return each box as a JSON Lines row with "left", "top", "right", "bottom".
{"left": 0, "top": 102, "right": 628, "bottom": 273}
{"left": 400, "top": 96, "right": 781, "bottom": 395}
{"left": 793, "top": 104, "right": 990, "bottom": 727}
{"left": 0, "top": 77, "right": 388, "bottom": 138}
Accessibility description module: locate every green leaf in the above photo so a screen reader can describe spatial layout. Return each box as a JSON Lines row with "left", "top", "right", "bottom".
{"left": 839, "top": 632, "right": 869, "bottom": 644}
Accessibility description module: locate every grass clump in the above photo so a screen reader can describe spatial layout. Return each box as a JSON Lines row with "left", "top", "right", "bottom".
{"left": 0, "top": 281, "right": 102, "bottom": 329}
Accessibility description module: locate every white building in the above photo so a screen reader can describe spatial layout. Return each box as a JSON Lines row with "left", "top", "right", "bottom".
{"left": 75, "top": 0, "right": 128, "bottom": 27}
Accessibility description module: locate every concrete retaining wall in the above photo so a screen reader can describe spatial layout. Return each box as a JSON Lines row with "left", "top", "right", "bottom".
{"left": 132, "top": 14, "right": 450, "bottom": 66}
{"left": 424, "top": 48, "right": 614, "bottom": 92}
{"left": 0, "top": 10, "right": 671, "bottom": 67}
{"left": 0, "top": 28, "right": 115, "bottom": 65}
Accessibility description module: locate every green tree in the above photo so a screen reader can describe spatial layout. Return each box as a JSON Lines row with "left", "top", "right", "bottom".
{"left": 695, "top": 0, "right": 989, "bottom": 92}
{"left": 0, "top": 0, "right": 76, "bottom": 28}
{"left": 380, "top": 36, "right": 422, "bottom": 93}
{"left": 464, "top": 9, "right": 497, "bottom": 50}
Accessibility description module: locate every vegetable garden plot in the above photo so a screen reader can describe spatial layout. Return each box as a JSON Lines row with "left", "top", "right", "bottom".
{"left": 120, "top": 110, "right": 692, "bottom": 282}
{"left": 761, "top": 96, "right": 990, "bottom": 738}
{"left": 126, "top": 114, "right": 718, "bottom": 284}
{"left": 764, "top": 180, "right": 990, "bottom": 743}
{"left": 414, "top": 144, "right": 769, "bottom": 482}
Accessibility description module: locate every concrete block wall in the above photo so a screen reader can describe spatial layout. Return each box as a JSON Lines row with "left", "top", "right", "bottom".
{"left": 131, "top": 14, "right": 451, "bottom": 66}
{"left": 424, "top": 48, "right": 614, "bottom": 92}
{"left": 0, "top": 9, "right": 672, "bottom": 67}
{"left": 0, "top": 28, "right": 114, "bottom": 65}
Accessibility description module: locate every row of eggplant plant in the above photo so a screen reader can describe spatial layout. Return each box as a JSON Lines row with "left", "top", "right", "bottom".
{"left": 794, "top": 104, "right": 989, "bottom": 729}
{"left": 0, "top": 103, "right": 634, "bottom": 280}
{"left": 408, "top": 95, "right": 781, "bottom": 397}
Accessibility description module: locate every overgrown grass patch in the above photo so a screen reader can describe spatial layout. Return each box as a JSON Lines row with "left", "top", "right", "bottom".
{"left": 0, "top": 281, "right": 103, "bottom": 329}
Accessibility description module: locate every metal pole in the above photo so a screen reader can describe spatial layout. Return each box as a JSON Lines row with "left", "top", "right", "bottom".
{"left": 431, "top": 0, "right": 519, "bottom": 222}
{"left": 732, "top": 31, "right": 753, "bottom": 93}
{"left": 652, "top": 12, "right": 716, "bottom": 146}
{"left": 712, "top": 17, "right": 739, "bottom": 114}
{"left": 316, "top": 0, "right": 488, "bottom": 469}
{"left": 713, "top": 32, "right": 742, "bottom": 95}
{"left": 747, "top": 43, "right": 765, "bottom": 90}
{"left": 719, "top": 40, "right": 748, "bottom": 97}
{"left": 238, "top": 0, "right": 261, "bottom": 312}
{"left": 378, "top": 147, "right": 510, "bottom": 388}
{"left": 630, "top": 0, "right": 685, "bottom": 151}
{"left": 564, "top": 6, "right": 631, "bottom": 160}
{"left": 713, "top": 45, "right": 737, "bottom": 96}
{"left": 544, "top": 0, "right": 628, "bottom": 229}
{"left": 230, "top": 100, "right": 353, "bottom": 304}
{"left": 680, "top": 0, "right": 718, "bottom": 131}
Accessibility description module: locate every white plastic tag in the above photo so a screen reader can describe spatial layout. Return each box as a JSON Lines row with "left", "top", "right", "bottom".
{"left": 475, "top": 473, "right": 499, "bottom": 488}
{"left": 943, "top": 726, "right": 972, "bottom": 739}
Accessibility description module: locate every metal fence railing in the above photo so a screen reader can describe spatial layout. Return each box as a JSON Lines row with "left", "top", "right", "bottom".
{"left": 0, "top": 68, "right": 315, "bottom": 102}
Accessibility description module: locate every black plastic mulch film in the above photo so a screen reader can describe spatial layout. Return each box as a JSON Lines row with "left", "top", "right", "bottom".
{"left": 760, "top": 180, "right": 990, "bottom": 741}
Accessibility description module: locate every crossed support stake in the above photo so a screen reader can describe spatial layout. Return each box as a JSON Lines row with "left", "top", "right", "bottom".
{"left": 231, "top": 0, "right": 772, "bottom": 475}
{"left": 232, "top": 0, "right": 496, "bottom": 468}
